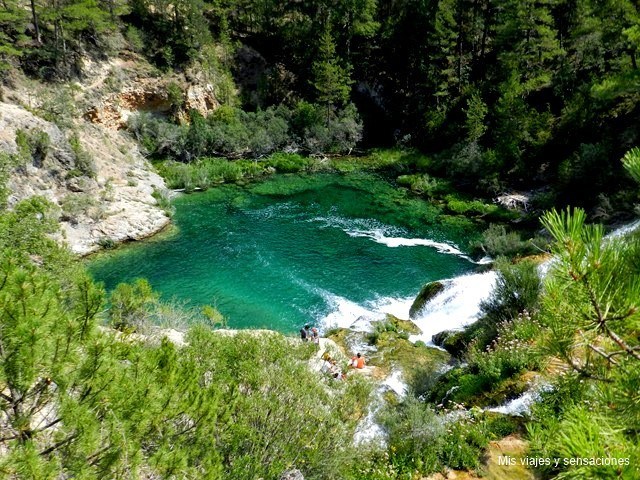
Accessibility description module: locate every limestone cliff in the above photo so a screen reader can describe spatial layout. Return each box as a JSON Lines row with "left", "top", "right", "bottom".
{"left": 0, "top": 55, "right": 224, "bottom": 255}
{"left": 0, "top": 100, "right": 170, "bottom": 255}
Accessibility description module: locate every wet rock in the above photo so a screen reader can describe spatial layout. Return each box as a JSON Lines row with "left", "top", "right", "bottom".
{"left": 432, "top": 330, "right": 468, "bottom": 358}
{"left": 385, "top": 313, "right": 421, "bottom": 334}
{"left": 409, "top": 281, "right": 445, "bottom": 319}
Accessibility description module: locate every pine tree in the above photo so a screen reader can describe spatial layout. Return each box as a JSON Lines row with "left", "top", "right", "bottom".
{"left": 311, "top": 26, "right": 353, "bottom": 117}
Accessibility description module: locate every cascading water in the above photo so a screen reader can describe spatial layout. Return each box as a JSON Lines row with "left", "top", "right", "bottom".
{"left": 354, "top": 370, "right": 408, "bottom": 446}
{"left": 408, "top": 271, "right": 498, "bottom": 345}
{"left": 485, "top": 384, "right": 553, "bottom": 416}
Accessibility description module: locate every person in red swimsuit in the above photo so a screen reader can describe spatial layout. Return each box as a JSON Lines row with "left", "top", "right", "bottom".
{"left": 350, "top": 352, "right": 365, "bottom": 369}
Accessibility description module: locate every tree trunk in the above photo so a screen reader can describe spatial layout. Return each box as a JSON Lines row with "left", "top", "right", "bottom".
{"left": 30, "top": 0, "right": 41, "bottom": 44}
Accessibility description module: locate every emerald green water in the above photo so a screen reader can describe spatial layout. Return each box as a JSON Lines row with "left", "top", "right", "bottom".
{"left": 88, "top": 173, "right": 481, "bottom": 332}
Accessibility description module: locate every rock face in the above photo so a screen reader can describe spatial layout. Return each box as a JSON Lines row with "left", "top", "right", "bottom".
{"left": 84, "top": 58, "right": 220, "bottom": 129}
{"left": 0, "top": 100, "right": 170, "bottom": 255}
{"left": 409, "top": 281, "right": 445, "bottom": 319}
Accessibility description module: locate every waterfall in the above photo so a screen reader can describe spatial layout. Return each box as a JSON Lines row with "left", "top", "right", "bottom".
{"left": 485, "top": 383, "right": 553, "bottom": 416}
{"left": 408, "top": 216, "right": 640, "bottom": 346}
{"left": 353, "top": 370, "right": 408, "bottom": 446}
{"left": 409, "top": 271, "right": 498, "bottom": 345}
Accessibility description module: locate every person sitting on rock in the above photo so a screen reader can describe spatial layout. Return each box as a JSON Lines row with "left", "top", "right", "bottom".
{"left": 300, "top": 324, "right": 310, "bottom": 341}
{"left": 311, "top": 327, "right": 320, "bottom": 345}
{"left": 350, "top": 352, "right": 365, "bottom": 369}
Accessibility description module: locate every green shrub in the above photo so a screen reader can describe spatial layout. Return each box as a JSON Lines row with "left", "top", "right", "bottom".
{"left": 69, "top": 133, "right": 96, "bottom": 177}
{"left": 380, "top": 398, "right": 493, "bottom": 475}
{"left": 477, "top": 224, "right": 545, "bottom": 257}
{"left": 36, "top": 85, "right": 78, "bottom": 129}
{"left": 109, "top": 278, "right": 158, "bottom": 332}
{"left": 15, "top": 128, "right": 50, "bottom": 166}
{"left": 125, "top": 25, "right": 145, "bottom": 52}
{"left": 265, "top": 152, "right": 309, "bottom": 173}
{"left": 397, "top": 173, "right": 447, "bottom": 197}
{"left": 59, "top": 193, "right": 101, "bottom": 224}
{"left": 166, "top": 81, "right": 185, "bottom": 111}
{"left": 97, "top": 237, "right": 117, "bottom": 249}
{"left": 476, "top": 258, "right": 541, "bottom": 346}
{"left": 128, "top": 102, "right": 361, "bottom": 161}
{"left": 366, "top": 320, "right": 398, "bottom": 345}
{"left": 151, "top": 187, "right": 174, "bottom": 215}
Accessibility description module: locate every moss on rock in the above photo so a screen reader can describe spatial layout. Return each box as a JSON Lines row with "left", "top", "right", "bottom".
{"left": 432, "top": 329, "right": 469, "bottom": 358}
{"left": 385, "top": 313, "right": 422, "bottom": 334}
{"left": 410, "top": 281, "right": 445, "bottom": 319}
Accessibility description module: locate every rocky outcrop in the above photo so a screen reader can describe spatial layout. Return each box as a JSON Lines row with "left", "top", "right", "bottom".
{"left": 1, "top": 100, "right": 170, "bottom": 255}
{"left": 409, "top": 281, "right": 445, "bottom": 319}
{"left": 431, "top": 329, "right": 468, "bottom": 357}
{"left": 84, "top": 59, "right": 220, "bottom": 129}
{"left": 385, "top": 313, "right": 421, "bottom": 334}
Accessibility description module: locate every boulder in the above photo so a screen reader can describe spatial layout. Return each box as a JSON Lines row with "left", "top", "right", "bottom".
{"left": 432, "top": 329, "right": 468, "bottom": 358}
{"left": 280, "top": 469, "right": 304, "bottom": 480}
{"left": 385, "top": 313, "right": 421, "bottom": 334}
{"left": 409, "top": 281, "right": 445, "bottom": 319}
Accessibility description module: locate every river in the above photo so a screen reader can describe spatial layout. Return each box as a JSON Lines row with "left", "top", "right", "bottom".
{"left": 88, "top": 172, "right": 485, "bottom": 332}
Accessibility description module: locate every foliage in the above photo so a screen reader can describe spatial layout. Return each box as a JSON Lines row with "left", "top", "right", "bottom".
{"left": 477, "top": 258, "right": 541, "bottom": 346}
{"left": 35, "top": 86, "right": 79, "bottom": 129}
{"left": 622, "top": 147, "right": 640, "bottom": 184}
{"left": 151, "top": 187, "right": 174, "bottom": 216}
{"left": 15, "top": 129, "right": 50, "bottom": 166}
{"left": 59, "top": 193, "right": 102, "bottom": 224}
{"left": 311, "top": 26, "right": 353, "bottom": 111}
{"left": 68, "top": 133, "right": 96, "bottom": 178}
{"left": 0, "top": 197, "right": 72, "bottom": 271}
{"left": 477, "top": 223, "right": 545, "bottom": 257}
{"left": 0, "top": 0, "right": 638, "bottom": 210}
{"left": 540, "top": 207, "right": 640, "bottom": 381}
{"left": 377, "top": 399, "right": 499, "bottom": 476}
{"left": 128, "top": 103, "right": 362, "bottom": 160}
{"left": 109, "top": 278, "right": 158, "bottom": 332}
{"left": 526, "top": 176, "right": 640, "bottom": 478}
{"left": 466, "top": 312, "right": 544, "bottom": 384}
{"left": 396, "top": 173, "right": 447, "bottom": 198}
{"left": 265, "top": 152, "right": 309, "bottom": 173}
{"left": 0, "top": 240, "right": 371, "bottom": 477}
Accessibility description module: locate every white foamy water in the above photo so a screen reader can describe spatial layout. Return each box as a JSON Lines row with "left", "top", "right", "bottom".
{"left": 409, "top": 271, "right": 498, "bottom": 345}
{"left": 354, "top": 370, "right": 408, "bottom": 446}
{"left": 382, "top": 370, "right": 408, "bottom": 398}
{"left": 353, "top": 403, "right": 387, "bottom": 446}
{"left": 309, "top": 213, "right": 488, "bottom": 264}
{"left": 318, "top": 291, "right": 414, "bottom": 332}
{"left": 606, "top": 218, "right": 640, "bottom": 239}
{"left": 485, "top": 384, "right": 553, "bottom": 416}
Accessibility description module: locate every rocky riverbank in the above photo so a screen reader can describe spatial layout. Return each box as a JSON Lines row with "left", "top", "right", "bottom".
{"left": 0, "top": 99, "right": 170, "bottom": 255}
{"left": 0, "top": 56, "right": 222, "bottom": 255}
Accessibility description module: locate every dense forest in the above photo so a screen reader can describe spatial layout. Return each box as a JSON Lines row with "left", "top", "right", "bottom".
{"left": 1, "top": 0, "right": 639, "bottom": 211}
{"left": 1, "top": 0, "right": 640, "bottom": 479}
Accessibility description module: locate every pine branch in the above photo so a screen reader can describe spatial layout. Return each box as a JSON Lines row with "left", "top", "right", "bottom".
{"left": 32, "top": 417, "right": 62, "bottom": 435}
{"left": 87, "top": 445, "right": 112, "bottom": 466}
{"left": 39, "top": 433, "right": 77, "bottom": 456}
{"left": 586, "top": 343, "right": 619, "bottom": 365}
{"left": 0, "top": 433, "right": 20, "bottom": 443}
{"left": 602, "top": 323, "right": 640, "bottom": 361}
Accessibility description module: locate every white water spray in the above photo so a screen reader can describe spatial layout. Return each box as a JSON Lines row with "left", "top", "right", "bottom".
{"left": 354, "top": 370, "right": 408, "bottom": 446}
{"left": 409, "top": 271, "right": 498, "bottom": 345}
